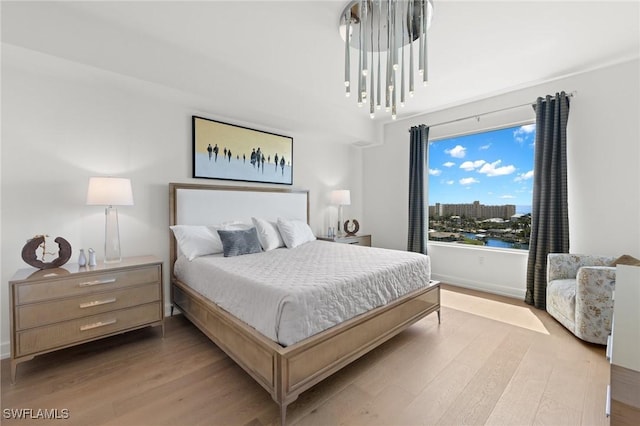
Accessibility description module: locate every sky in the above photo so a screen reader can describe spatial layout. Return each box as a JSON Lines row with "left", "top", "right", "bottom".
{"left": 428, "top": 123, "right": 535, "bottom": 211}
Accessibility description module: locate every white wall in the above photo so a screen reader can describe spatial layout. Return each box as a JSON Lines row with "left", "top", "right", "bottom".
{"left": 0, "top": 45, "right": 364, "bottom": 358}
{"left": 364, "top": 59, "right": 640, "bottom": 298}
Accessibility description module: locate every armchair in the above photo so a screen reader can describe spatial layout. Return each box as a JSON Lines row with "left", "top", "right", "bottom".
{"left": 546, "top": 253, "right": 617, "bottom": 345}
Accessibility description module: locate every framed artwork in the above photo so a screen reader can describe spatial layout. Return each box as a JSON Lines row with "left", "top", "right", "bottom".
{"left": 192, "top": 116, "right": 293, "bottom": 185}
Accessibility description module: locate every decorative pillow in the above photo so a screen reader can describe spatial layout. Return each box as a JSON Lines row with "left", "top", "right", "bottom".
{"left": 170, "top": 225, "right": 223, "bottom": 261}
{"left": 217, "top": 227, "right": 263, "bottom": 257}
{"left": 610, "top": 254, "right": 640, "bottom": 267}
{"left": 276, "top": 218, "right": 316, "bottom": 249}
{"left": 251, "top": 217, "right": 285, "bottom": 251}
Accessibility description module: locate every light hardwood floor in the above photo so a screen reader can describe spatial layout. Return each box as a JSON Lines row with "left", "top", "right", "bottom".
{"left": 1, "top": 284, "right": 609, "bottom": 426}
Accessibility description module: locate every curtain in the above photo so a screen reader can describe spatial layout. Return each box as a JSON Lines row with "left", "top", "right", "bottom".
{"left": 407, "top": 124, "right": 429, "bottom": 254}
{"left": 525, "top": 92, "right": 570, "bottom": 309}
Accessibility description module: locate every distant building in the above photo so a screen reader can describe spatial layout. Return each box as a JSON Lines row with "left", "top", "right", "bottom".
{"left": 510, "top": 213, "right": 526, "bottom": 222}
{"left": 429, "top": 201, "right": 516, "bottom": 220}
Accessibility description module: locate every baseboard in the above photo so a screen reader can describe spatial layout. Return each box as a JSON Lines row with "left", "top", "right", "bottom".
{"left": 1, "top": 341, "right": 9, "bottom": 360}
{"left": 432, "top": 273, "right": 526, "bottom": 300}
{"left": 164, "top": 302, "right": 173, "bottom": 317}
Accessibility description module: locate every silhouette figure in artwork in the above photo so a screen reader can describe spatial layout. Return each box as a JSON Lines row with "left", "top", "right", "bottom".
{"left": 261, "top": 154, "right": 265, "bottom": 174}
{"left": 223, "top": 148, "right": 227, "bottom": 157}
{"left": 256, "top": 148, "right": 262, "bottom": 171}
{"left": 236, "top": 154, "right": 239, "bottom": 160}
{"left": 280, "top": 156, "right": 286, "bottom": 175}
{"left": 250, "top": 149, "right": 256, "bottom": 168}
{"left": 243, "top": 153, "right": 246, "bottom": 163}
{"left": 274, "top": 153, "right": 279, "bottom": 171}
{"left": 207, "top": 144, "right": 213, "bottom": 161}
{"left": 227, "top": 149, "right": 232, "bottom": 162}
{"left": 213, "top": 144, "right": 219, "bottom": 162}
{"left": 268, "top": 155, "right": 271, "bottom": 163}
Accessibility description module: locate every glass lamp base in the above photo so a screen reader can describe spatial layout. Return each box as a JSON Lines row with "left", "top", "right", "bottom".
{"left": 104, "top": 206, "right": 122, "bottom": 263}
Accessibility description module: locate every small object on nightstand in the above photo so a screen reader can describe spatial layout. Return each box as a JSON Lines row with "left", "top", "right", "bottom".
{"left": 21, "top": 235, "right": 72, "bottom": 269}
{"left": 78, "top": 249, "right": 87, "bottom": 267}
{"left": 88, "top": 248, "right": 97, "bottom": 266}
{"left": 343, "top": 219, "right": 360, "bottom": 236}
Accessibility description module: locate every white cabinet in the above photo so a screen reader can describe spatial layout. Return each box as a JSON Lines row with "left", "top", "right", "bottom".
{"left": 607, "top": 264, "right": 640, "bottom": 425}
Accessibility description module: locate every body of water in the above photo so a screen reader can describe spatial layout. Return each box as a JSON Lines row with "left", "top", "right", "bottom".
{"left": 462, "top": 233, "right": 529, "bottom": 250}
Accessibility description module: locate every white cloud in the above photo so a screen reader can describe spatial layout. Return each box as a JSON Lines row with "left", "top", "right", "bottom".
{"left": 480, "top": 144, "right": 491, "bottom": 150}
{"left": 459, "top": 159, "right": 486, "bottom": 171}
{"left": 478, "top": 160, "right": 516, "bottom": 177}
{"left": 514, "top": 170, "right": 534, "bottom": 182}
{"left": 459, "top": 177, "right": 479, "bottom": 185}
{"left": 520, "top": 124, "right": 536, "bottom": 133}
{"left": 429, "top": 168, "right": 442, "bottom": 176}
{"left": 446, "top": 180, "right": 455, "bottom": 185}
{"left": 445, "top": 145, "right": 466, "bottom": 158}
{"left": 443, "top": 161, "right": 455, "bottom": 168}
{"left": 500, "top": 194, "right": 515, "bottom": 199}
{"left": 514, "top": 124, "right": 536, "bottom": 143}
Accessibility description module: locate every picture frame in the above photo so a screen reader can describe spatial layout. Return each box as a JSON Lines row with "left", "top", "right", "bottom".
{"left": 192, "top": 116, "right": 293, "bottom": 185}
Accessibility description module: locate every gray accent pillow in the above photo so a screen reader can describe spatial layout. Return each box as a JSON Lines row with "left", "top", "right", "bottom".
{"left": 217, "top": 227, "right": 263, "bottom": 257}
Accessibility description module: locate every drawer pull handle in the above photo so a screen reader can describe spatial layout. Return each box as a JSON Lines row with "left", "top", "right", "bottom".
{"left": 80, "top": 319, "right": 117, "bottom": 331}
{"left": 78, "top": 278, "right": 116, "bottom": 287}
{"left": 79, "top": 298, "right": 117, "bottom": 309}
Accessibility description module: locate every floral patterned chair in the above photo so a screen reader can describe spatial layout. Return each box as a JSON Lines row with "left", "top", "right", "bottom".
{"left": 546, "top": 253, "right": 617, "bottom": 345}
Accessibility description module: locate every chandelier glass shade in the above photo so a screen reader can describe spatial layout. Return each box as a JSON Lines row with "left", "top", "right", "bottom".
{"left": 339, "top": 0, "right": 434, "bottom": 119}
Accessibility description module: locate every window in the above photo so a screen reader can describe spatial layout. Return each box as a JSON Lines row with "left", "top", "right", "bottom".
{"left": 428, "top": 123, "right": 535, "bottom": 250}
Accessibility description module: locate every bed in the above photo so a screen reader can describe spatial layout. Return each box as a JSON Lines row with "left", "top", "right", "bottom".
{"left": 169, "top": 183, "right": 440, "bottom": 424}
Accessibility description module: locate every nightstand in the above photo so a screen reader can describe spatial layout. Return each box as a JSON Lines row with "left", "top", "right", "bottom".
{"left": 317, "top": 234, "right": 372, "bottom": 247}
{"left": 8, "top": 255, "right": 164, "bottom": 383}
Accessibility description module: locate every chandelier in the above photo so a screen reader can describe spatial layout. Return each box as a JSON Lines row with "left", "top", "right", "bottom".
{"left": 340, "top": 0, "right": 434, "bottom": 119}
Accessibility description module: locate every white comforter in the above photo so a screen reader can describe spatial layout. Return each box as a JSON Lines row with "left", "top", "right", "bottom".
{"left": 174, "top": 240, "right": 431, "bottom": 346}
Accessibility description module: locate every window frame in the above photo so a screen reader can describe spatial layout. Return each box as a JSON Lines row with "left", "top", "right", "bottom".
{"left": 427, "top": 119, "right": 536, "bottom": 252}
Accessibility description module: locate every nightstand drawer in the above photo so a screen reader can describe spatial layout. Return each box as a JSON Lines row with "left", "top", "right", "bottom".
{"left": 317, "top": 234, "right": 372, "bottom": 247}
{"left": 340, "top": 235, "right": 371, "bottom": 246}
{"left": 16, "top": 265, "right": 161, "bottom": 304}
{"left": 16, "top": 283, "right": 161, "bottom": 330}
{"left": 16, "top": 302, "right": 162, "bottom": 357}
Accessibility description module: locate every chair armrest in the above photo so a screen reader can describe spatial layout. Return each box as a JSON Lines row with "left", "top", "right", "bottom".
{"left": 547, "top": 254, "right": 582, "bottom": 281}
{"left": 574, "top": 266, "right": 616, "bottom": 344}
{"left": 576, "top": 266, "right": 616, "bottom": 296}
{"left": 547, "top": 253, "right": 617, "bottom": 281}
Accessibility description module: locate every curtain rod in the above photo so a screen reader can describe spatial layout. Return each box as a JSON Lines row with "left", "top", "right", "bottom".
{"left": 411, "top": 91, "right": 576, "bottom": 130}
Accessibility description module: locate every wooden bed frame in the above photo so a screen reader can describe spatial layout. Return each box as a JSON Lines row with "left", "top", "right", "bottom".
{"left": 169, "top": 183, "right": 440, "bottom": 424}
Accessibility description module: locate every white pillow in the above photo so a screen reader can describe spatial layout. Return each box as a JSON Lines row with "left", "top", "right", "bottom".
{"left": 251, "top": 217, "right": 285, "bottom": 251}
{"left": 170, "top": 222, "right": 251, "bottom": 261}
{"left": 276, "top": 218, "right": 316, "bottom": 249}
{"left": 170, "top": 225, "right": 223, "bottom": 261}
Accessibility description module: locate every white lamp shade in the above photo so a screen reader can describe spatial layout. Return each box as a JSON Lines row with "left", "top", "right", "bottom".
{"left": 86, "top": 177, "right": 134, "bottom": 206}
{"left": 330, "top": 189, "right": 351, "bottom": 206}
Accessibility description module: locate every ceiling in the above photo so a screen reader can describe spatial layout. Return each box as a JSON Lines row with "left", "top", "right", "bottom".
{"left": 2, "top": 1, "right": 639, "bottom": 145}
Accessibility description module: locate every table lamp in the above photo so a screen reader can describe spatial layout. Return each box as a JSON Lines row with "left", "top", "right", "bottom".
{"left": 86, "top": 177, "right": 134, "bottom": 263}
{"left": 330, "top": 189, "right": 351, "bottom": 236}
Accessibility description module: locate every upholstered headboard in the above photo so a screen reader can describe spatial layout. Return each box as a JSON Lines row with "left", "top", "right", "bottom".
{"left": 168, "top": 183, "right": 309, "bottom": 274}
